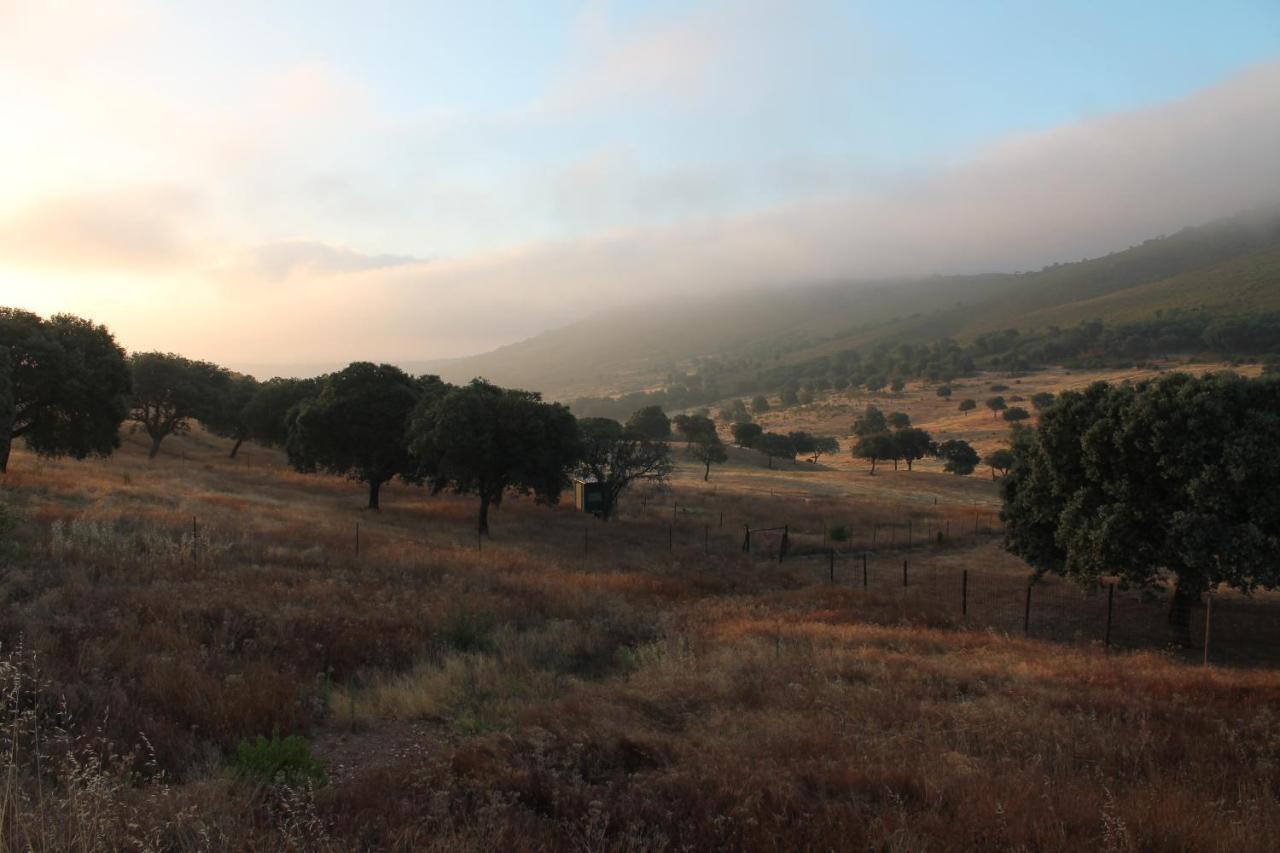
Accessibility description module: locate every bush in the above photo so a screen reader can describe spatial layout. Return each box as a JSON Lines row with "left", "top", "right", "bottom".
{"left": 441, "top": 603, "right": 495, "bottom": 653}
{"left": 828, "top": 525, "right": 849, "bottom": 542}
{"left": 233, "top": 733, "right": 325, "bottom": 785}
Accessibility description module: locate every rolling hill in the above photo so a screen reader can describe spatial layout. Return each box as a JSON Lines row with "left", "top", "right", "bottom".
{"left": 418, "top": 205, "right": 1280, "bottom": 400}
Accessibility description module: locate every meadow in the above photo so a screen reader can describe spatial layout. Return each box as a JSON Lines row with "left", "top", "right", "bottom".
{"left": 0, "top": 365, "right": 1276, "bottom": 851}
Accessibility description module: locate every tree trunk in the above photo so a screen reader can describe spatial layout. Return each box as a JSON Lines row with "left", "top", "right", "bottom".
{"left": 869, "top": 458, "right": 877, "bottom": 474}
{"left": 703, "top": 461, "right": 711, "bottom": 481}
{"left": 1168, "top": 580, "right": 1199, "bottom": 648}
{"left": 0, "top": 433, "right": 10, "bottom": 474}
{"left": 229, "top": 437, "right": 244, "bottom": 459}
{"left": 478, "top": 492, "right": 491, "bottom": 536}
{"left": 906, "top": 458, "right": 913, "bottom": 471}
{"left": 148, "top": 434, "right": 164, "bottom": 459}
{"left": 892, "top": 459, "right": 898, "bottom": 471}
{"left": 367, "top": 479, "right": 381, "bottom": 510}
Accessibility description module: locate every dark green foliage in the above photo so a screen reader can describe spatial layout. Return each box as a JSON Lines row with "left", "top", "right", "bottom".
{"left": 854, "top": 431, "right": 896, "bottom": 474}
{"left": 750, "top": 395, "right": 770, "bottom": 414}
{"left": 985, "top": 396, "right": 1007, "bottom": 418}
{"left": 937, "top": 439, "right": 980, "bottom": 475}
{"left": 730, "top": 422, "right": 763, "bottom": 447}
{"left": 672, "top": 413, "right": 716, "bottom": 445}
{"left": 287, "top": 363, "right": 432, "bottom": 509}
{"left": 990, "top": 383, "right": 1010, "bottom": 392}
{"left": 789, "top": 432, "right": 838, "bottom": 463}
{"left": 625, "top": 405, "right": 670, "bottom": 441}
{"left": 0, "top": 308, "right": 131, "bottom": 472}
{"left": 828, "top": 524, "right": 849, "bottom": 542}
{"left": 130, "top": 352, "right": 227, "bottom": 459}
{"left": 409, "top": 379, "right": 580, "bottom": 533}
{"left": 1030, "top": 392, "right": 1056, "bottom": 410}
{"left": 889, "top": 378, "right": 906, "bottom": 393}
{"left": 242, "top": 377, "right": 321, "bottom": 448}
{"left": 985, "top": 448, "right": 1015, "bottom": 479}
{"left": 233, "top": 733, "right": 325, "bottom": 786}
{"left": 716, "top": 399, "right": 751, "bottom": 423}
{"left": 892, "top": 427, "right": 934, "bottom": 471}
{"left": 202, "top": 373, "right": 260, "bottom": 458}
{"left": 887, "top": 411, "right": 911, "bottom": 429}
{"left": 853, "top": 405, "right": 887, "bottom": 437}
{"left": 958, "top": 398, "right": 977, "bottom": 414}
{"left": 1002, "top": 372, "right": 1280, "bottom": 644}
{"left": 575, "top": 417, "right": 672, "bottom": 519}
{"left": 780, "top": 383, "right": 799, "bottom": 406}
{"left": 753, "top": 432, "right": 794, "bottom": 469}
{"left": 1002, "top": 406, "right": 1031, "bottom": 423}
{"left": 936, "top": 385, "right": 953, "bottom": 398}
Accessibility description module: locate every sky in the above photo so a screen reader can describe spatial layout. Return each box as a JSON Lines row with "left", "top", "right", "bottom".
{"left": 1, "top": 0, "right": 1279, "bottom": 370}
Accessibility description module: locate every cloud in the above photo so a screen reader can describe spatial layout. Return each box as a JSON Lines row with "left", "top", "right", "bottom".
{"left": 0, "top": 185, "right": 207, "bottom": 272}
{"left": 234, "top": 241, "right": 421, "bottom": 282}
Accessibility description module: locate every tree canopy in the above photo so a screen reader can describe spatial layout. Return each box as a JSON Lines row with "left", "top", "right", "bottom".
{"left": 409, "top": 379, "right": 579, "bottom": 533}
{"left": 754, "top": 432, "right": 794, "bottom": 468}
{"left": 687, "top": 432, "right": 728, "bottom": 481}
{"left": 854, "top": 431, "right": 896, "bottom": 474}
{"left": 672, "top": 413, "right": 717, "bottom": 445}
{"left": 129, "top": 352, "right": 226, "bottom": 459}
{"left": 892, "top": 427, "right": 934, "bottom": 471}
{"left": 242, "top": 377, "right": 321, "bottom": 448}
{"left": 625, "top": 405, "right": 671, "bottom": 441}
{"left": 1001, "top": 372, "right": 1280, "bottom": 644}
{"left": 287, "top": 363, "right": 432, "bottom": 509}
{"left": 730, "top": 422, "right": 763, "bottom": 447}
{"left": 0, "top": 308, "right": 131, "bottom": 472}
{"left": 937, "top": 439, "right": 980, "bottom": 475}
{"left": 985, "top": 396, "right": 1007, "bottom": 418}
{"left": 985, "top": 448, "right": 1015, "bottom": 479}
{"left": 853, "top": 405, "right": 887, "bottom": 437}
{"left": 958, "top": 398, "right": 977, "bottom": 414}
{"left": 202, "top": 372, "right": 260, "bottom": 458}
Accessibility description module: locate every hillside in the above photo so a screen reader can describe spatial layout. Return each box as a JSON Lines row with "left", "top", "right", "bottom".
{"left": 425, "top": 206, "right": 1280, "bottom": 400}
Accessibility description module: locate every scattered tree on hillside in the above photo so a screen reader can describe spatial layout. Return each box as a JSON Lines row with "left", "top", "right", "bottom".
{"left": 203, "top": 373, "right": 260, "bottom": 458}
{"left": 936, "top": 439, "right": 980, "bottom": 475}
{"left": 1001, "top": 372, "right": 1280, "bottom": 645}
{"left": 129, "top": 352, "right": 226, "bottom": 460}
{"left": 576, "top": 417, "right": 672, "bottom": 519}
{"left": 797, "top": 387, "right": 814, "bottom": 405}
{"left": 990, "top": 383, "right": 1010, "bottom": 392}
{"left": 750, "top": 395, "right": 770, "bottom": 414}
{"left": 893, "top": 427, "right": 934, "bottom": 471}
{"left": 890, "top": 378, "right": 906, "bottom": 393}
{"left": 853, "top": 404, "right": 887, "bottom": 437}
{"left": 854, "top": 431, "right": 896, "bottom": 474}
{"left": 717, "top": 399, "right": 751, "bottom": 423}
{"left": 986, "top": 396, "right": 1007, "bottom": 419}
{"left": 672, "top": 413, "right": 717, "bottom": 446}
{"left": 754, "top": 432, "right": 794, "bottom": 469}
{"left": 1002, "top": 406, "right": 1031, "bottom": 425}
{"left": 1031, "top": 391, "right": 1055, "bottom": 410}
{"left": 864, "top": 375, "right": 887, "bottom": 393}
{"left": 780, "top": 383, "right": 799, "bottom": 406}
{"left": 985, "top": 448, "right": 1015, "bottom": 480}
{"left": 241, "top": 377, "right": 321, "bottom": 448}
{"left": 730, "top": 422, "right": 763, "bottom": 447}
{"left": 796, "top": 434, "right": 839, "bottom": 464}
{"left": 0, "top": 309, "right": 130, "bottom": 473}
{"left": 687, "top": 433, "right": 728, "bottom": 481}
{"left": 410, "top": 379, "right": 578, "bottom": 533}
{"left": 887, "top": 411, "right": 911, "bottom": 429}
{"left": 958, "top": 398, "right": 977, "bottom": 416}
{"left": 936, "top": 385, "right": 953, "bottom": 399}
{"left": 625, "top": 405, "right": 670, "bottom": 441}
{"left": 288, "top": 363, "right": 433, "bottom": 509}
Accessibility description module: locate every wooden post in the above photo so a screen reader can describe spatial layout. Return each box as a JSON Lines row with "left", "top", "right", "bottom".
{"left": 907, "top": 520, "right": 912, "bottom": 548}
{"left": 962, "top": 569, "right": 968, "bottom": 616}
{"left": 672, "top": 500, "right": 677, "bottom": 523}
{"left": 862, "top": 552, "right": 868, "bottom": 588}
{"left": 828, "top": 548, "right": 835, "bottom": 584}
{"left": 902, "top": 559, "right": 908, "bottom": 587}
{"left": 1023, "top": 583, "right": 1032, "bottom": 636}
{"left": 719, "top": 510, "right": 724, "bottom": 529}
{"left": 1104, "top": 583, "right": 1114, "bottom": 652}
{"left": 1203, "top": 590, "right": 1213, "bottom": 667}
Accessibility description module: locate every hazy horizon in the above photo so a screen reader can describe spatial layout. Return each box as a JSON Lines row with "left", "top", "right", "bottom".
{"left": 2, "top": 1, "right": 1279, "bottom": 367}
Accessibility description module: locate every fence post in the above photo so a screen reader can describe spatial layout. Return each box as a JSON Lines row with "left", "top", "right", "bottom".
{"left": 862, "top": 552, "right": 868, "bottom": 588}
{"left": 907, "top": 520, "right": 912, "bottom": 548}
{"left": 902, "top": 560, "right": 908, "bottom": 588}
{"left": 962, "top": 569, "right": 968, "bottom": 616}
{"left": 779, "top": 525, "right": 789, "bottom": 563}
{"left": 672, "top": 501, "right": 677, "bottom": 523}
{"left": 1105, "top": 583, "right": 1114, "bottom": 652}
{"left": 743, "top": 525, "right": 750, "bottom": 552}
{"left": 1023, "top": 583, "right": 1032, "bottom": 636}
{"left": 829, "top": 548, "right": 835, "bottom": 584}
{"left": 1203, "top": 590, "right": 1213, "bottom": 667}
{"left": 719, "top": 510, "right": 724, "bottom": 529}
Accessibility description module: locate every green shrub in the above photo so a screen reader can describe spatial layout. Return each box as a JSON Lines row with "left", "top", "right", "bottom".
{"left": 828, "top": 524, "right": 849, "bottom": 542}
{"left": 232, "top": 733, "right": 325, "bottom": 785}
{"left": 441, "top": 603, "right": 495, "bottom": 653}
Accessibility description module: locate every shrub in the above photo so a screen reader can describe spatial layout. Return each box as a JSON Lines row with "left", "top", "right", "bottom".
{"left": 441, "top": 603, "right": 495, "bottom": 653}
{"left": 828, "top": 525, "right": 849, "bottom": 542}
{"left": 233, "top": 733, "right": 326, "bottom": 786}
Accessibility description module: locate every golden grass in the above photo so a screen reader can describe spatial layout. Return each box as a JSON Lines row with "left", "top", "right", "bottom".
{"left": 0, "top": 402, "right": 1276, "bottom": 850}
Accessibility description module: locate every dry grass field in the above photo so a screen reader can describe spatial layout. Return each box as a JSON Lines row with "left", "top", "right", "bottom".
{"left": 0, "top": 363, "right": 1277, "bottom": 851}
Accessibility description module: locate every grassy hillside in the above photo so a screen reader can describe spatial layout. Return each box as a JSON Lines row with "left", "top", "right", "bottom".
{"left": 428, "top": 206, "right": 1280, "bottom": 400}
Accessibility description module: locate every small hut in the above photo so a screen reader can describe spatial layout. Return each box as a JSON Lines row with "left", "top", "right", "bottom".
{"left": 573, "top": 477, "right": 605, "bottom": 514}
